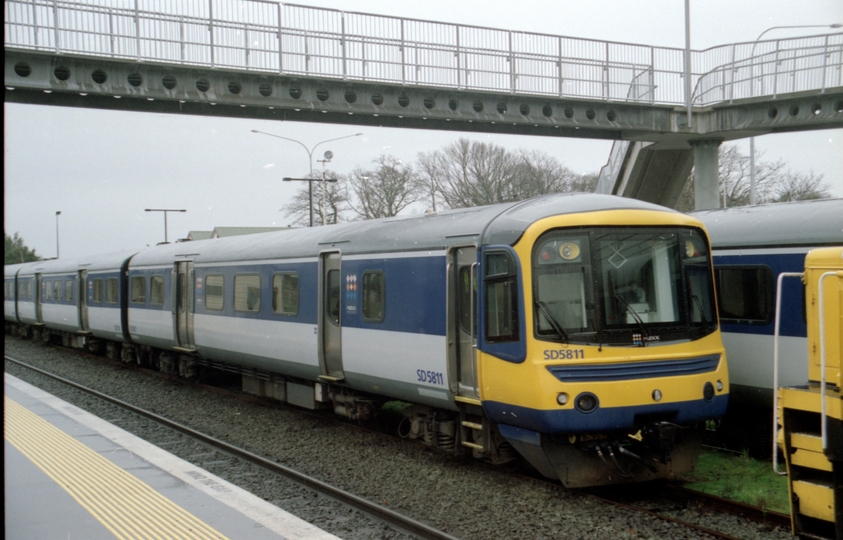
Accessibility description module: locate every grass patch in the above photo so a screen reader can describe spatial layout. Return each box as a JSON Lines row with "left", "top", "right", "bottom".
{"left": 682, "top": 447, "right": 790, "bottom": 514}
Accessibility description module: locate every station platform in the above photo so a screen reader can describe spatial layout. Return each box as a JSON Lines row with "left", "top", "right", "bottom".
{"left": 4, "top": 373, "right": 341, "bottom": 540}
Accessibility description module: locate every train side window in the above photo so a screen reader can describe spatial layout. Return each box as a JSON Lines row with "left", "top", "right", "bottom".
{"left": 362, "top": 271, "right": 385, "bottom": 323}
{"left": 65, "top": 280, "right": 73, "bottom": 302}
{"left": 326, "top": 269, "right": 340, "bottom": 325}
{"left": 45, "top": 281, "right": 52, "bottom": 301}
{"left": 92, "top": 279, "right": 103, "bottom": 303}
{"left": 205, "top": 275, "right": 224, "bottom": 311}
{"left": 457, "top": 266, "right": 478, "bottom": 335}
{"left": 131, "top": 276, "right": 146, "bottom": 304}
{"left": 27, "top": 281, "right": 33, "bottom": 300}
{"left": 485, "top": 251, "right": 519, "bottom": 342}
{"left": 714, "top": 266, "right": 774, "bottom": 324}
{"left": 54, "top": 281, "right": 62, "bottom": 302}
{"left": 272, "top": 273, "right": 299, "bottom": 316}
{"left": 234, "top": 274, "right": 261, "bottom": 312}
{"left": 105, "top": 277, "right": 118, "bottom": 304}
{"left": 150, "top": 275, "right": 164, "bottom": 306}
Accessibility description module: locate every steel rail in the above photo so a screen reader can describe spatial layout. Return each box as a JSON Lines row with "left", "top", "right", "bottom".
{"left": 4, "top": 355, "right": 462, "bottom": 540}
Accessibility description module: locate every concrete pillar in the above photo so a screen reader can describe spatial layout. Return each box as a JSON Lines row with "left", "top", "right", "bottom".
{"left": 691, "top": 139, "right": 722, "bottom": 210}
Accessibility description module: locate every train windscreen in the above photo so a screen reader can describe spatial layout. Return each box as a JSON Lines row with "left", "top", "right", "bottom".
{"left": 533, "top": 227, "right": 716, "bottom": 346}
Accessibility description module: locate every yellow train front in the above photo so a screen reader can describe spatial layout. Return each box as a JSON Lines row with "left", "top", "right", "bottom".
{"left": 777, "top": 247, "right": 843, "bottom": 539}
{"left": 473, "top": 197, "right": 729, "bottom": 487}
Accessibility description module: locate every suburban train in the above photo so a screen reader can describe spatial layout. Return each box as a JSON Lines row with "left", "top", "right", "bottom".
{"left": 691, "top": 199, "right": 843, "bottom": 453}
{"left": 5, "top": 192, "right": 729, "bottom": 487}
{"left": 775, "top": 246, "right": 842, "bottom": 540}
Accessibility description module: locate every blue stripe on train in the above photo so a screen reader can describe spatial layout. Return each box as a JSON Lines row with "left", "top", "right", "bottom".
{"left": 192, "top": 255, "right": 447, "bottom": 336}
{"left": 547, "top": 354, "right": 720, "bottom": 382}
{"left": 486, "top": 394, "right": 729, "bottom": 435}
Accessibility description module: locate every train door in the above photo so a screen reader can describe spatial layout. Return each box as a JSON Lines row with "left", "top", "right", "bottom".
{"left": 174, "top": 261, "right": 195, "bottom": 350}
{"left": 78, "top": 269, "right": 89, "bottom": 332}
{"left": 318, "top": 251, "right": 344, "bottom": 380}
{"left": 450, "top": 247, "right": 479, "bottom": 398}
{"left": 34, "top": 273, "right": 43, "bottom": 324}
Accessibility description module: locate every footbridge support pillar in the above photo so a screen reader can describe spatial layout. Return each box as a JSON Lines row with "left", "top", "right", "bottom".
{"left": 691, "top": 139, "right": 722, "bottom": 211}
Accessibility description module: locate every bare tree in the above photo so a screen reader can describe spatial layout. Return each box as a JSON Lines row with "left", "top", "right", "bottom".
{"left": 430, "top": 139, "right": 521, "bottom": 208}
{"left": 347, "top": 156, "right": 421, "bottom": 219}
{"left": 514, "top": 149, "right": 583, "bottom": 198}
{"left": 416, "top": 150, "right": 445, "bottom": 213}
{"left": 771, "top": 170, "right": 833, "bottom": 202}
{"left": 281, "top": 171, "right": 350, "bottom": 226}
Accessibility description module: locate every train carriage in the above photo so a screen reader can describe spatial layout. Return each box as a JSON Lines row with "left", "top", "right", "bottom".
{"left": 35, "top": 256, "right": 94, "bottom": 337}
{"left": 83, "top": 251, "right": 137, "bottom": 344}
{"left": 5, "top": 263, "right": 26, "bottom": 323}
{"left": 126, "top": 242, "right": 192, "bottom": 353}
{"left": 10, "top": 261, "right": 43, "bottom": 328}
{"left": 5, "top": 193, "right": 730, "bottom": 488}
{"left": 693, "top": 198, "right": 843, "bottom": 409}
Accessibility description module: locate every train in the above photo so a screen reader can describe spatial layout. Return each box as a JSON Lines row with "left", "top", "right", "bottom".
{"left": 691, "top": 198, "right": 843, "bottom": 453}
{"left": 775, "top": 246, "right": 842, "bottom": 540}
{"left": 5, "top": 192, "right": 729, "bottom": 488}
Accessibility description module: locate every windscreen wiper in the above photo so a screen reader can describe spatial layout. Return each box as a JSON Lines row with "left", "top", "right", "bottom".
{"left": 535, "top": 300, "right": 569, "bottom": 344}
{"left": 614, "top": 294, "right": 650, "bottom": 345}
{"left": 691, "top": 294, "right": 710, "bottom": 334}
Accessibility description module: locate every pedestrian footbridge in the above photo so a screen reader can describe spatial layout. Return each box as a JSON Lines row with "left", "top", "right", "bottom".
{"left": 5, "top": 0, "right": 842, "bottom": 208}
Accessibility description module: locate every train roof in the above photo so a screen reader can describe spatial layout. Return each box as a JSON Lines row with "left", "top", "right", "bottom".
{"left": 691, "top": 198, "right": 843, "bottom": 249}
{"left": 130, "top": 193, "right": 680, "bottom": 265}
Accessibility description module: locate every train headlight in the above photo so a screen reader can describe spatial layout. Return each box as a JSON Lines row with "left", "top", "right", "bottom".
{"left": 557, "top": 393, "right": 569, "bottom": 406}
{"left": 716, "top": 380, "right": 724, "bottom": 392}
{"left": 703, "top": 382, "right": 715, "bottom": 402}
{"left": 575, "top": 392, "right": 599, "bottom": 413}
{"left": 652, "top": 389, "right": 662, "bottom": 402}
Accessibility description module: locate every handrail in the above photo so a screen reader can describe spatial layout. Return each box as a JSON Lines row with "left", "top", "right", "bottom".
{"left": 5, "top": 0, "right": 841, "bottom": 107}
{"left": 817, "top": 271, "right": 841, "bottom": 451}
{"left": 772, "top": 272, "right": 803, "bottom": 475}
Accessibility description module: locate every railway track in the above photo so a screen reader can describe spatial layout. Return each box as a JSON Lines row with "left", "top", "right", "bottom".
{"left": 5, "top": 355, "right": 459, "bottom": 540}
{"left": 5, "top": 340, "right": 791, "bottom": 540}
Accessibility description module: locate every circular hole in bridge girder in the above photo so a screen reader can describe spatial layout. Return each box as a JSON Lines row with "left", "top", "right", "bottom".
{"left": 14, "top": 63, "right": 32, "bottom": 77}
{"left": 54, "top": 67, "right": 71, "bottom": 81}
{"left": 91, "top": 69, "right": 108, "bottom": 84}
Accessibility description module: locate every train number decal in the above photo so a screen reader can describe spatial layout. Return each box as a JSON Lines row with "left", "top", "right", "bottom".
{"left": 416, "top": 370, "right": 445, "bottom": 386}
{"left": 543, "top": 349, "right": 586, "bottom": 360}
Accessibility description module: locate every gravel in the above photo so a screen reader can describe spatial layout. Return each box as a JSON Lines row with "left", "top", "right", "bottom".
{"left": 5, "top": 335, "right": 791, "bottom": 540}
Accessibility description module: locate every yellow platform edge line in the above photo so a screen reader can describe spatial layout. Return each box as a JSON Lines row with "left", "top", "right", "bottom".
{"left": 4, "top": 402, "right": 209, "bottom": 540}
{"left": 4, "top": 396, "right": 229, "bottom": 540}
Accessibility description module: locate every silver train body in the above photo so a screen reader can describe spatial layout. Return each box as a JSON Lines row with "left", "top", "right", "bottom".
{"left": 691, "top": 198, "right": 842, "bottom": 426}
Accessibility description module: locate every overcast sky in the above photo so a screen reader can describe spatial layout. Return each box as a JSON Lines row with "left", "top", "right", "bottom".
{"left": 5, "top": 0, "right": 842, "bottom": 260}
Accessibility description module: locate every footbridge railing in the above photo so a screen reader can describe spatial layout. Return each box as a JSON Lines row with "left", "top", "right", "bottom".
{"left": 5, "top": 0, "right": 842, "bottom": 107}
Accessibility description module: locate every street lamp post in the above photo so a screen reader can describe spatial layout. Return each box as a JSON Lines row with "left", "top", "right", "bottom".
{"left": 55, "top": 211, "right": 61, "bottom": 258}
{"left": 145, "top": 208, "right": 186, "bottom": 244}
{"left": 251, "top": 130, "right": 362, "bottom": 227}
{"left": 747, "top": 23, "right": 842, "bottom": 205}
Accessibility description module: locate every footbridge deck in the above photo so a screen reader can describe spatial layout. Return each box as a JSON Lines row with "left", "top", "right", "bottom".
{"left": 5, "top": 0, "right": 842, "bottom": 208}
